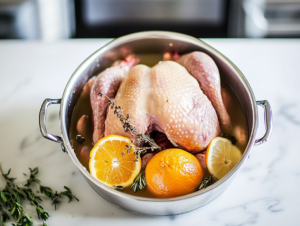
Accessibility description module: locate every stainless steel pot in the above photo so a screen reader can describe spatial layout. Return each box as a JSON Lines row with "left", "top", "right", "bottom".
{"left": 39, "top": 31, "right": 272, "bottom": 215}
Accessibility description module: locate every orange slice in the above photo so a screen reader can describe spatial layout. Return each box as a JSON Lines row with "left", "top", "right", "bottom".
{"left": 206, "top": 137, "right": 242, "bottom": 179}
{"left": 89, "top": 135, "right": 141, "bottom": 188}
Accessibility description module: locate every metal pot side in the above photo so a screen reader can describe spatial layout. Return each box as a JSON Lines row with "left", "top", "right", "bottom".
{"left": 39, "top": 31, "right": 272, "bottom": 216}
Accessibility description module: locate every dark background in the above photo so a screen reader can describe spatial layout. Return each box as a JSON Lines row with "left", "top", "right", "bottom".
{"left": 1, "top": 0, "right": 300, "bottom": 40}
{"left": 74, "top": 0, "right": 231, "bottom": 38}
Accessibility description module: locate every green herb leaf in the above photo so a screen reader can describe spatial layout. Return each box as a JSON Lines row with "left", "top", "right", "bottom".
{"left": 1, "top": 210, "right": 10, "bottom": 226}
{"left": 130, "top": 170, "right": 146, "bottom": 193}
{"left": 24, "top": 213, "right": 33, "bottom": 223}
{"left": 11, "top": 206, "right": 16, "bottom": 215}
{"left": 199, "top": 175, "right": 212, "bottom": 190}
{"left": 0, "top": 164, "right": 79, "bottom": 226}
{"left": 4, "top": 169, "right": 11, "bottom": 176}
{"left": 64, "top": 186, "right": 71, "bottom": 192}
{"left": 199, "top": 174, "right": 219, "bottom": 190}
{"left": 0, "top": 191, "right": 7, "bottom": 202}
{"left": 17, "top": 188, "right": 26, "bottom": 198}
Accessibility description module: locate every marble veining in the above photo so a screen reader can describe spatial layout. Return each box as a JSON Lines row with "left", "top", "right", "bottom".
{"left": 0, "top": 39, "right": 299, "bottom": 226}
{"left": 0, "top": 77, "right": 31, "bottom": 103}
{"left": 211, "top": 198, "right": 283, "bottom": 225}
{"left": 277, "top": 103, "right": 300, "bottom": 125}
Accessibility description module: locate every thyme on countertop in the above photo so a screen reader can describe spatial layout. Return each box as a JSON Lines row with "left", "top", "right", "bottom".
{"left": 222, "top": 134, "right": 237, "bottom": 145}
{"left": 130, "top": 170, "right": 146, "bottom": 193}
{"left": 0, "top": 164, "right": 79, "bottom": 226}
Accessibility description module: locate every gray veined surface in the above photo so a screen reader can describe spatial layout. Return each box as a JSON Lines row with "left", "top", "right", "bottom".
{"left": 0, "top": 38, "right": 299, "bottom": 225}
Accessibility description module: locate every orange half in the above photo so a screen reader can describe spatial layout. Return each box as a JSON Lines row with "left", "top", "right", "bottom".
{"left": 89, "top": 135, "right": 141, "bottom": 188}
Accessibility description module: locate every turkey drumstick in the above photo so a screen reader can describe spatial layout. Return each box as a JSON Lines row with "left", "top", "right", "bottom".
{"left": 90, "top": 55, "right": 139, "bottom": 144}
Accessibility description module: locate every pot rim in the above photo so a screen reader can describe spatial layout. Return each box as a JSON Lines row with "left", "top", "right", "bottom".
{"left": 60, "top": 31, "right": 258, "bottom": 202}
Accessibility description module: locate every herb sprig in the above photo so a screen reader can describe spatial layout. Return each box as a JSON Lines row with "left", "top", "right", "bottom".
{"left": 0, "top": 165, "right": 79, "bottom": 226}
{"left": 99, "top": 93, "right": 161, "bottom": 154}
{"left": 199, "top": 174, "right": 219, "bottom": 190}
{"left": 98, "top": 93, "right": 162, "bottom": 153}
{"left": 99, "top": 93, "right": 161, "bottom": 192}
{"left": 130, "top": 170, "right": 146, "bottom": 193}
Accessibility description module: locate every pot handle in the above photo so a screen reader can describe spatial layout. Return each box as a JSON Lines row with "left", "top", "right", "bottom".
{"left": 39, "top": 98, "right": 66, "bottom": 152}
{"left": 254, "top": 100, "right": 273, "bottom": 146}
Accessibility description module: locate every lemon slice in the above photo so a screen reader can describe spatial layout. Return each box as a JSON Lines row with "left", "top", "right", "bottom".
{"left": 89, "top": 135, "right": 141, "bottom": 188}
{"left": 206, "top": 137, "right": 242, "bottom": 179}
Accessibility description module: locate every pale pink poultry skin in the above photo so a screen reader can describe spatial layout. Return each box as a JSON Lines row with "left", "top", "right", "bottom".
{"left": 88, "top": 52, "right": 230, "bottom": 153}
{"left": 90, "top": 55, "right": 139, "bottom": 143}
{"left": 164, "top": 52, "right": 231, "bottom": 129}
{"left": 104, "top": 61, "right": 220, "bottom": 153}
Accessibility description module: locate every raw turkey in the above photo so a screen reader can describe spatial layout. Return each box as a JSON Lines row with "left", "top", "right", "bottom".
{"left": 84, "top": 52, "right": 229, "bottom": 153}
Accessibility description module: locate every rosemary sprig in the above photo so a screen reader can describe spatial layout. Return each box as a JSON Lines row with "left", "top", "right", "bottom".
{"left": 0, "top": 165, "right": 79, "bottom": 226}
{"left": 99, "top": 93, "right": 162, "bottom": 154}
{"left": 130, "top": 170, "right": 146, "bottom": 193}
{"left": 198, "top": 174, "right": 219, "bottom": 190}
{"left": 222, "top": 134, "right": 237, "bottom": 145}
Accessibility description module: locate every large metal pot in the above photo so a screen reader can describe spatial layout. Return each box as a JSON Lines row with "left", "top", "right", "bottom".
{"left": 39, "top": 31, "right": 272, "bottom": 215}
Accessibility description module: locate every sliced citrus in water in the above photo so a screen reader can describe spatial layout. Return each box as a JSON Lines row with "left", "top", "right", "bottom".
{"left": 206, "top": 137, "right": 242, "bottom": 179}
{"left": 89, "top": 135, "right": 141, "bottom": 188}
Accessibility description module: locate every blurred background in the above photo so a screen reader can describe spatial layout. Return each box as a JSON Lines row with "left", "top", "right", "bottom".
{"left": 1, "top": 0, "right": 300, "bottom": 40}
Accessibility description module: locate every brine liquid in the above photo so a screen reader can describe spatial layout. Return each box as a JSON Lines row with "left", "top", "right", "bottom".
{"left": 69, "top": 54, "right": 248, "bottom": 198}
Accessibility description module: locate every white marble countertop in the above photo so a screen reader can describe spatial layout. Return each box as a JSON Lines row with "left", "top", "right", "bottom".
{"left": 0, "top": 38, "right": 299, "bottom": 226}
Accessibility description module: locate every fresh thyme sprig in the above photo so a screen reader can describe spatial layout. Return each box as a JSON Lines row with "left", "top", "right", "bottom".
{"left": 98, "top": 92, "right": 162, "bottom": 193}
{"left": 23, "top": 167, "right": 79, "bottom": 210}
{"left": 0, "top": 165, "right": 79, "bottom": 226}
{"left": 130, "top": 170, "right": 146, "bottom": 193}
{"left": 0, "top": 165, "right": 46, "bottom": 226}
{"left": 98, "top": 92, "right": 162, "bottom": 154}
{"left": 199, "top": 174, "right": 219, "bottom": 190}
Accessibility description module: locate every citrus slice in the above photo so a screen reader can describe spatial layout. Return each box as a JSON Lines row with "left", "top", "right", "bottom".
{"left": 206, "top": 137, "right": 242, "bottom": 179}
{"left": 89, "top": 135, "right": 141, "bottom": 188}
